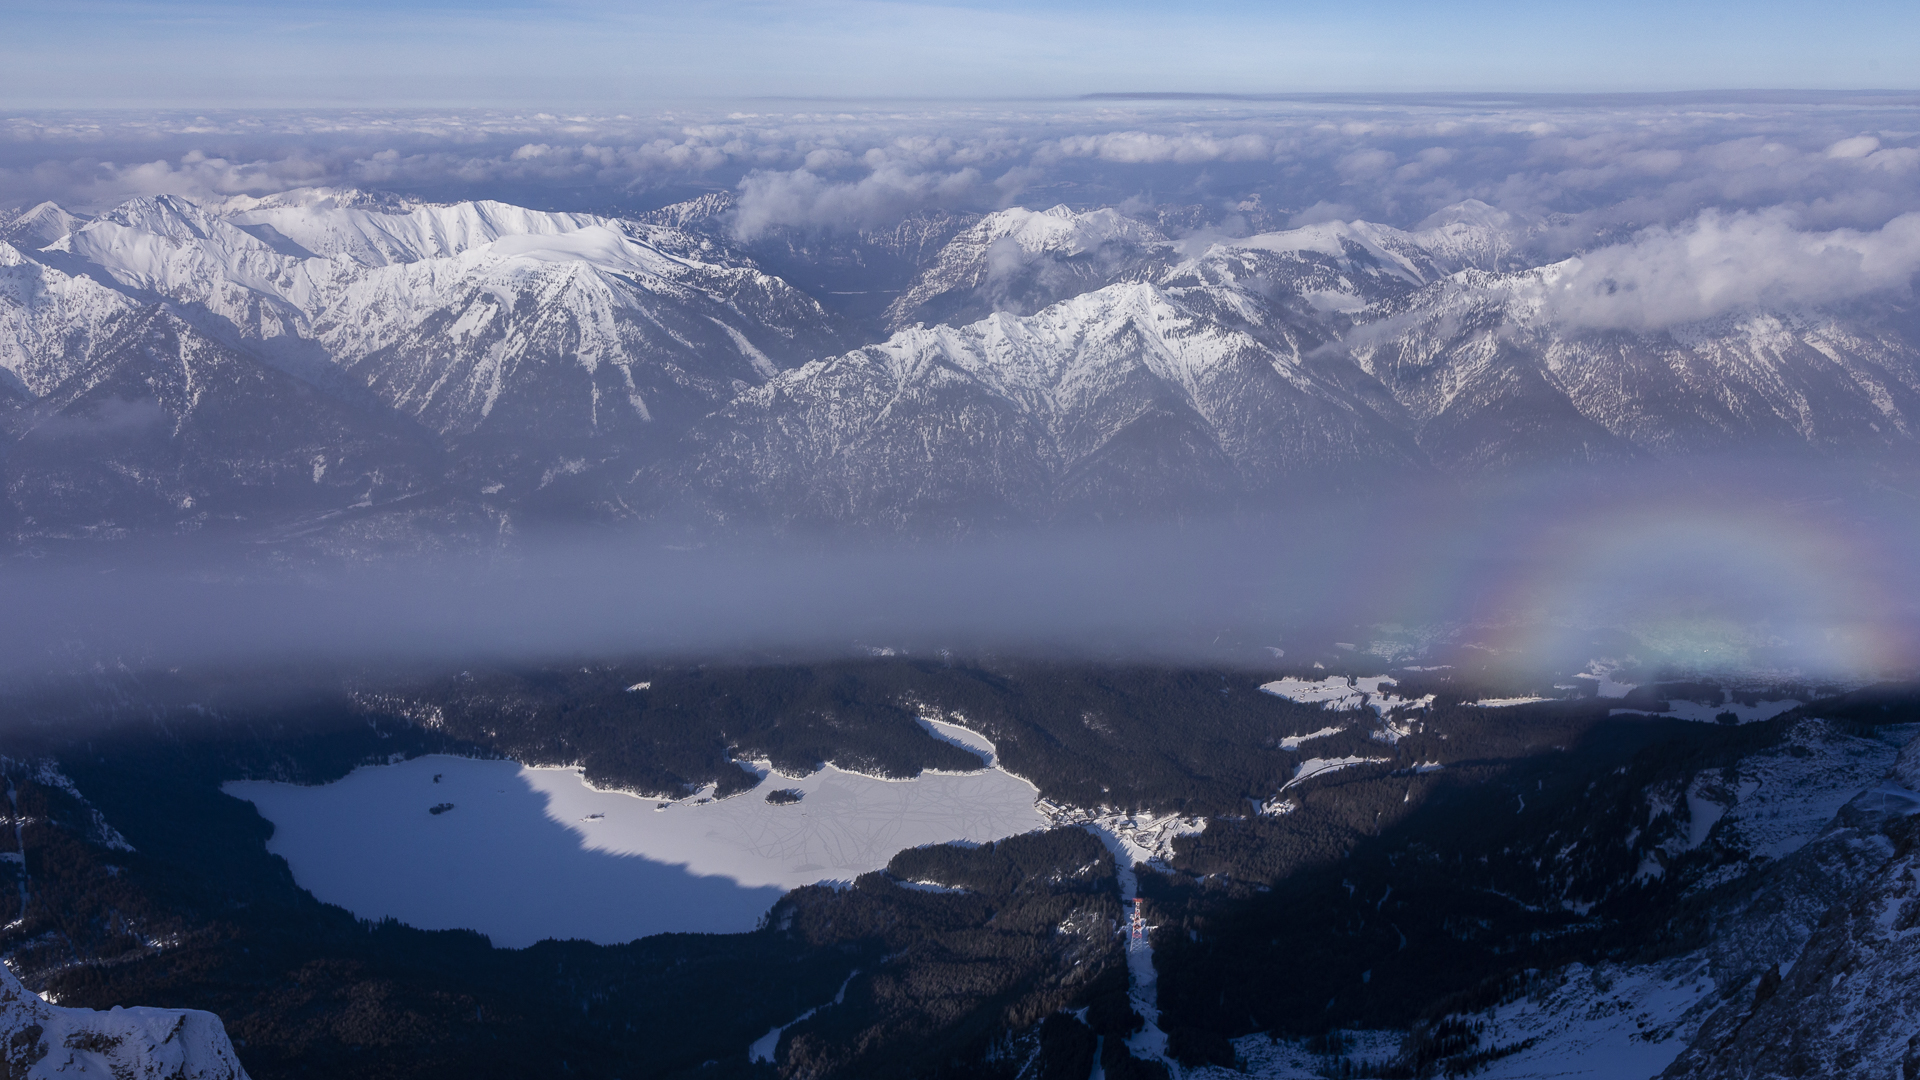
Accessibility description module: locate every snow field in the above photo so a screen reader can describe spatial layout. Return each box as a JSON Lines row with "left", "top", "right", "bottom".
{"left": 1280, "top": 756, "right": 1392, "bottom": 793}
{"left": 1260, "top": 675, "right": 1433, "bottom": 719}
{"left": 1277, "top": 725, "right": 1344, "bottom": 751}
{"left": 1260, "top": 676, "right": 1372, "bottom": 711}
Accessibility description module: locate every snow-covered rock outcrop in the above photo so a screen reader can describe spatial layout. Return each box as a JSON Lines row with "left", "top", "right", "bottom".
{"left": 0, "top": 963, "right": 250, "bottom": 1080}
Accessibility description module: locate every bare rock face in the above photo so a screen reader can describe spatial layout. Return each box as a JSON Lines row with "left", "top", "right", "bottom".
{"left": 0, "top": 963, "right": 250, "bottom": 1080}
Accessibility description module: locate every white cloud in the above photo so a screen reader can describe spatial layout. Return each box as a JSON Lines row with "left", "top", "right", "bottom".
{"left": 1, "top": 99, "right": 1914, "bottom": 278}
{"left": 1336, "top": 148, "right": 1397, "bottom": 179}
{"left": 1827, "top": 135, "right": 1881, "bottom": 159}
{"left": 730, "top": 164, "right": 984, "bottom": 237}
{"left": 1537, "top": 208, "right": 1920, "bottom": 330}
{"left": 1047, "top": 131, "right": 1273, "bottom": 165}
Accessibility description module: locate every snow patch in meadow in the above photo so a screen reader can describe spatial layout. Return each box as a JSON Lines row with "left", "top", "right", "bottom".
{"left": 227, "top": 747, "right": 1046, "bottom": 948}
{"left": 1038, "top": 804, "right": 1206, "bottom": 871}
{"left": 1263, "top": 676, "right": 1433, "bottom": 748}
{"left": 894, "top": 879, "right": 970, "bottom": 894}
{"left": 1278, "top": 725, "right": 1344, "bottom": 751}
{"left": 914, "top": 712, "right": 998, "bottom": 765}
{"left": 1281, "top": 756, "right": 1391, "bottom": 792}
{"left": 1261, "top": 676, "right": 1370, "bottom": 710}
{"left": 1262, "top": 676, "right": 1431, "bottom": 716}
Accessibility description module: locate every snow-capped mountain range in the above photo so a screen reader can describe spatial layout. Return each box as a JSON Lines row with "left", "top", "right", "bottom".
{"left": 2, "top": 190, "right": 1917, "bottom": 542}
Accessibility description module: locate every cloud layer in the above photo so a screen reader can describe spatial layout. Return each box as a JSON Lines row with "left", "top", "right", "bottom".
{"left": 1542, "top": 208, "right": 1920, "bottom": 329}
{"left": 4, "top": 95, "right": 1919, "bottom": 327}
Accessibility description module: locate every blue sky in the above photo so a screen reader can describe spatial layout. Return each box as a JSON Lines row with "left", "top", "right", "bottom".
{"left": 3, "top": 0, "right": 1918, "bottom": 107}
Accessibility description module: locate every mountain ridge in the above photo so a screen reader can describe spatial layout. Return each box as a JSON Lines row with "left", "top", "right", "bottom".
{"left": 1, "top": 191, "right": 1917, "bottom": 545}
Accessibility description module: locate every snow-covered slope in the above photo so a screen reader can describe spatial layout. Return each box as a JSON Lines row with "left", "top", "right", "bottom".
{"left": 0, "top": 962, "right": 250, "bottom": 1080}
{"left": 885, "top": 200, "right": 1530, "bottom": 338}
{"left": 4, "top": 304, "right": 439, "bottom": 537}
{"left": 883, "top": 201, "right": 1920, "bottom": 482}
{"left": 0, "top": 240, "right": 147, "bottom": 396}
{"left": 1184, "top": 721, "right": 1920, "bottom": 1080}
{"left": 1, "top": 201, "right": 89, "bottom": 251}
{"left": 685, "top": 279, "right": 1418, "bottom": 527}
{"left": 885, "top": 205, "right": 1171, "bottom": 330}
{"left": 45, "top": 192, "right": 842, "bottom": 452}
{"left": 222, "top": 192, "right": 606, "bottom": 266}
{"left": 0, "top": 234, "right": 448, "bottom": 536}
{"left": 1347, "top": 265, "right": 1920, "bottom": 470}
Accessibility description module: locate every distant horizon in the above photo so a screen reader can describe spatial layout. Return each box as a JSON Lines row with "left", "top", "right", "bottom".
{"left": 6, "top": 0, "right": 1917, "bottom": 109}
{"left": 9, "top": 88, "right": 1920, "bottom": 112}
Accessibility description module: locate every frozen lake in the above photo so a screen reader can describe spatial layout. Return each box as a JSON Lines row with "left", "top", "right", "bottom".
{"left": 225, "top": 722, "right": 1047, "bottom": 948}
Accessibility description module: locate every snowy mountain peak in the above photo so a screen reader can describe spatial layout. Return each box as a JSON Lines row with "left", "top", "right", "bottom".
{"left": 212, "top": 185, "right": 419, "bottom": 215}
{"left": 1, "top": 201, "right": 87, "bottom": 250}
{"left": 693, "top": 274, "right": 1416, "bottom": 529}
{"left": 95, "top": 194, "right": 228, "bottom": 242}
{"left": 1413, "top": 198, "right": 1519, "bottom": 234}
{"left": 883, "top": 205, "right": 1171, "bottom": 330}
{"left": 635, "top": 191, "right": 738, "bottom": 232}
{"left": 221, "top": 198, "right": 611, "bottom": 268}
{"left": 0, "top": 239, "right": 149, "bottom": 396}
{"left": 1221, "top": 219, "right": 1431, "bottom": 283}
{"left": 481, "top": 223, "right": 683, "bottom": 279}
{"left": 978, "top": 204, "right": 1165, "bottom": 257}
{"left": 1407, "top": 198, "right": 1540, "bottom": 271}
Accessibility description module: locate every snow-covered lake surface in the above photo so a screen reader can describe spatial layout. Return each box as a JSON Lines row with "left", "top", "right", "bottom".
{"left": 226, "top": 722, "right": 1047, "bottom": 948}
